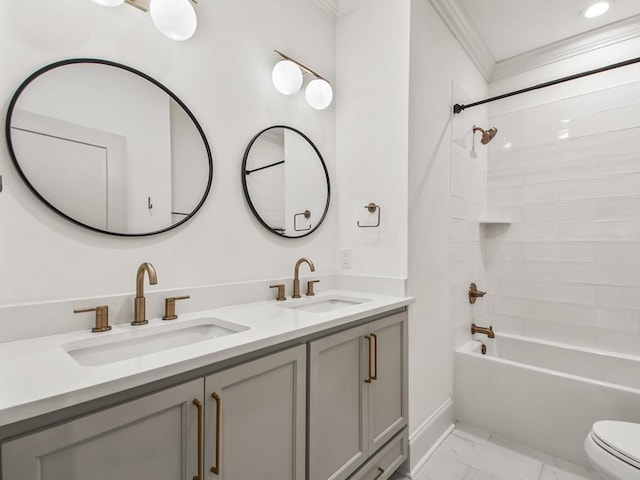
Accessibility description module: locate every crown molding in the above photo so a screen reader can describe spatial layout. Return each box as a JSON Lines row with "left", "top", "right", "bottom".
{"left": 311, "top": 0, "right": 337, "bottom": 17}
{"left": 492, "top": 15, "right": 640, "bottom": 80}
{"left": 428, "top": 0, "right": 495, "bottom": 81}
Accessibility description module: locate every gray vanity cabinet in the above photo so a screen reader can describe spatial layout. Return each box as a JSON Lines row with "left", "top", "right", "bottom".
{"left": 2, "top": 345, "right": 306, "bottom": 480}
{"left": 2, "top": 379, "right": 202, "bottom": 480}
{"left": 309, "top": 323, "right": 369, "bottom": 480}
{"left": 1, "top": 311, "right": 406, "bottom": 480}
{"left": 204, "top": 344, "right": 307, "bottom": 480}
{"left": 308, "top": 312, "right": 408, "bottom": 480}
{"left": 367, "top": 314, "right": 407, "bottom": 454}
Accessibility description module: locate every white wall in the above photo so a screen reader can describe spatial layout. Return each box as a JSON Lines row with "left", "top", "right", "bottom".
{"left": 407, "top": 0, "right": 487, "bottom": 473}
{"left": 336, "top": 0, "right": 410, "bottom": 279}
{"left": 334, "top": 2, "right": 493, "bottom": 472}
{"left": 0, "top": 0, "right": 336, "bottom": 307}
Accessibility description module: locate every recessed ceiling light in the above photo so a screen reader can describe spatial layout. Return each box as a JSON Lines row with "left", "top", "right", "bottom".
{"left": 583, "top": 1, "right": 611, "bottom": 18}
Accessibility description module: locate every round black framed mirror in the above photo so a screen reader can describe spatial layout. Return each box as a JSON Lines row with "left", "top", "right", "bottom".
{"left": 5, "top": 58, "right": 213, "bottom": 237}
{"left": 242, "top": 126, "right": 330, "bottom": 238}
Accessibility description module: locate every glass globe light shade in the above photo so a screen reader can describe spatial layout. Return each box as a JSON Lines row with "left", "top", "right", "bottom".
{"left": 91, "top": 0, "right": 125, "bottom": 6}
{"left": 272, "top": 60, "right": 303, "bottom": 96}
{"left": 305, "top": 78, "right": 333, "bottom": 110}
{"left": 150, "top": 0, "right": 197, "bottom": 41}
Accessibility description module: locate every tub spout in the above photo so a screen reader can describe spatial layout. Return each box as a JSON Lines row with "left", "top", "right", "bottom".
{"left": 471, "top": 323, "right": 495, "bottom": 338}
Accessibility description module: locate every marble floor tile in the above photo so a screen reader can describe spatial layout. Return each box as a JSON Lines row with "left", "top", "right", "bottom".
{"left": 407, "top": 426, "right": 602, "bottom": 480}
{"left": 539, "top": 464, "right": 603, "bottom": 480}
{"left": 488, "top": 432, "right": 559, "bottom": 465}
{"left": 454, "top": 422, "right": 492, "bottom": 441}
{"left": 414, "top": 451, "right": 469, "bottom": 480}
{"left": 488, "top": 432, "right": 602, "bottom": 480}
{"left": 437, "top": 430, "right": 544, "bottom": 480}
{"left": 463, "top": 467, "right": 500, "bottom": 480}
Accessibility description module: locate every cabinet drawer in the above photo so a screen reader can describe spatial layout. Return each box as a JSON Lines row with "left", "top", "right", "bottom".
{"left": 349, "top": 429, "right": 407, "bottom": 480}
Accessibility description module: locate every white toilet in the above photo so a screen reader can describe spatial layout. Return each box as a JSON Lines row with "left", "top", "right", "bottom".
{"left": 584, "top": 421, "right": 640, "bottom": 480}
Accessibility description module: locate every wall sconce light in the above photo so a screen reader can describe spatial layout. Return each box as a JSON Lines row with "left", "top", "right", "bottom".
{"left": 272, "top": 50, "right": 333, "bottom": 110}
{"left": 91, "top": 0, "right": 198, "bottom": 41}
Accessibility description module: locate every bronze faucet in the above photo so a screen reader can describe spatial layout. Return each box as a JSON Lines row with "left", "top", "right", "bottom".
{"left": 293, "top": 257, "right": 315, "bottom": 298}
{"left": 471, "top": 324, "right": 495, "bottom": 338}
{"left": 132, "top": 262, "right": 158, "bottom": 326}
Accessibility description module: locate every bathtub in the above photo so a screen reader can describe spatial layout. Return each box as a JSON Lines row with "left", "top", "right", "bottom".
{"left": 454, "top": 334, "right": 640, "bottom": 467}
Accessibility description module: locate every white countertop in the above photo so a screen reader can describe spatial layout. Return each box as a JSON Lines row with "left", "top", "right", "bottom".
{"left": 0, "top": 290, "right": 413, "bottom": 428}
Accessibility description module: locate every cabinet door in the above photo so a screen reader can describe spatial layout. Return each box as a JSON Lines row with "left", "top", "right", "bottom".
{"left": 367, "top": 313, "right": 408, "bottom": 454}
{"left": 2, "top": 379, "right": 203, "bottom": 480}
{"left": 205, "top": 345, "right": 306, "bottom": 480}
{"left": 309, "top": 324, "right": 369, "bottom": 480}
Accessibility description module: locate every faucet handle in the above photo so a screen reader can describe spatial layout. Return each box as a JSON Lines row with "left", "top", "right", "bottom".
{"left": 163, "top": 295, "right": 190, "bottom": 320}
{"left": 270, "top": 284, "right": 286, "bottom": 301}
{"left": 306, "top": 280, "right": 320, "bottom": 296}
{"left": 74, "top": 305, "right": 111, "bottom": 333}
{"left": 468, "top": 283, "right": 487, "bottom": 304}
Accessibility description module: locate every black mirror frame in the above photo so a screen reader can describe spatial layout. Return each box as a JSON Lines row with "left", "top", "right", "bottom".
{"left": 241, "top": 125, "right": 330, "bottom": 239}
{"left": 5, "top": 58, "right": 214, "bottom": 237}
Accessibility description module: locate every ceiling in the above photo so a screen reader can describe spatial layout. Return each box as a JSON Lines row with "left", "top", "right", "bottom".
{"left": 458, "top": 0, "right": 640, "bottom": 62}
{"left": 325, "top": 0, "right": 640, "bottom": 80}
{"left": 429, "top": 0, "right": 640, "bottom": 80}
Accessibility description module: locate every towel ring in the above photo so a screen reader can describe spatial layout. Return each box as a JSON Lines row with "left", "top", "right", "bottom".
{"left": 357, "top": 203, "right": 381, "bottom": 228}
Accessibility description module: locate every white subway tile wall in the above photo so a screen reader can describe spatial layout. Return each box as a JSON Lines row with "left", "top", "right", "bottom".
{"left": 484, "top": 81, "right": 640, "bottom": 354}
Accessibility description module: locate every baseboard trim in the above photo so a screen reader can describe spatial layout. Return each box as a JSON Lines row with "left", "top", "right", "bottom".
{"left": 398, "top": 398, "right": 454, "bottom": 478}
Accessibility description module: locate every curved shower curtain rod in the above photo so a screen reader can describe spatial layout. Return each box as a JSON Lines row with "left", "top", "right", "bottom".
{"left": 453, "top": 56, "right": 640, "bottom": 115}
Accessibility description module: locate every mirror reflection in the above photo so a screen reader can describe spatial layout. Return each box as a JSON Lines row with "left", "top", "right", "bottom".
{"left": 6, "top": 59, "right": 213, "bottom": 236}
{"left": 242, "top": 126, "right": 330, "bottom": 238}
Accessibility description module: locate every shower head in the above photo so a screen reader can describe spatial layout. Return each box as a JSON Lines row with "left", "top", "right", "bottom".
{"left": 473, "top": 125, "right": 498, "bottom": 145}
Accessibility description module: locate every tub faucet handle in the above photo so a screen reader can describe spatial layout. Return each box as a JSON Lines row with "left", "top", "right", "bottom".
{"left": 469, "top": 283, "right": 487, "bottom": 304}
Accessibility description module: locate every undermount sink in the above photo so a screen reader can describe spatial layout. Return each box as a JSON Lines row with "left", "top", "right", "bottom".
{"left": 62, "top": 317, "right": 248, "bottom": 367}
{"left": 285, "top": 295, "right": 370, "bottom": 313}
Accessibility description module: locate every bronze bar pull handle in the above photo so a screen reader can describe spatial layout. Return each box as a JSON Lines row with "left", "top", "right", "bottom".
{"left": 371, "top": 333, "right": 378, "bottom": 381}
{"left": 211, "top": 393, "right": 221, "bottom": 475}
{"left": 364, "top": 335, "right": 373, "bottom": 383}
{"left": 192, "top": 399, "right": 203, "bottom": 480}
{"left": 373, "top": 467, "right": 385, "bottom": 480}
